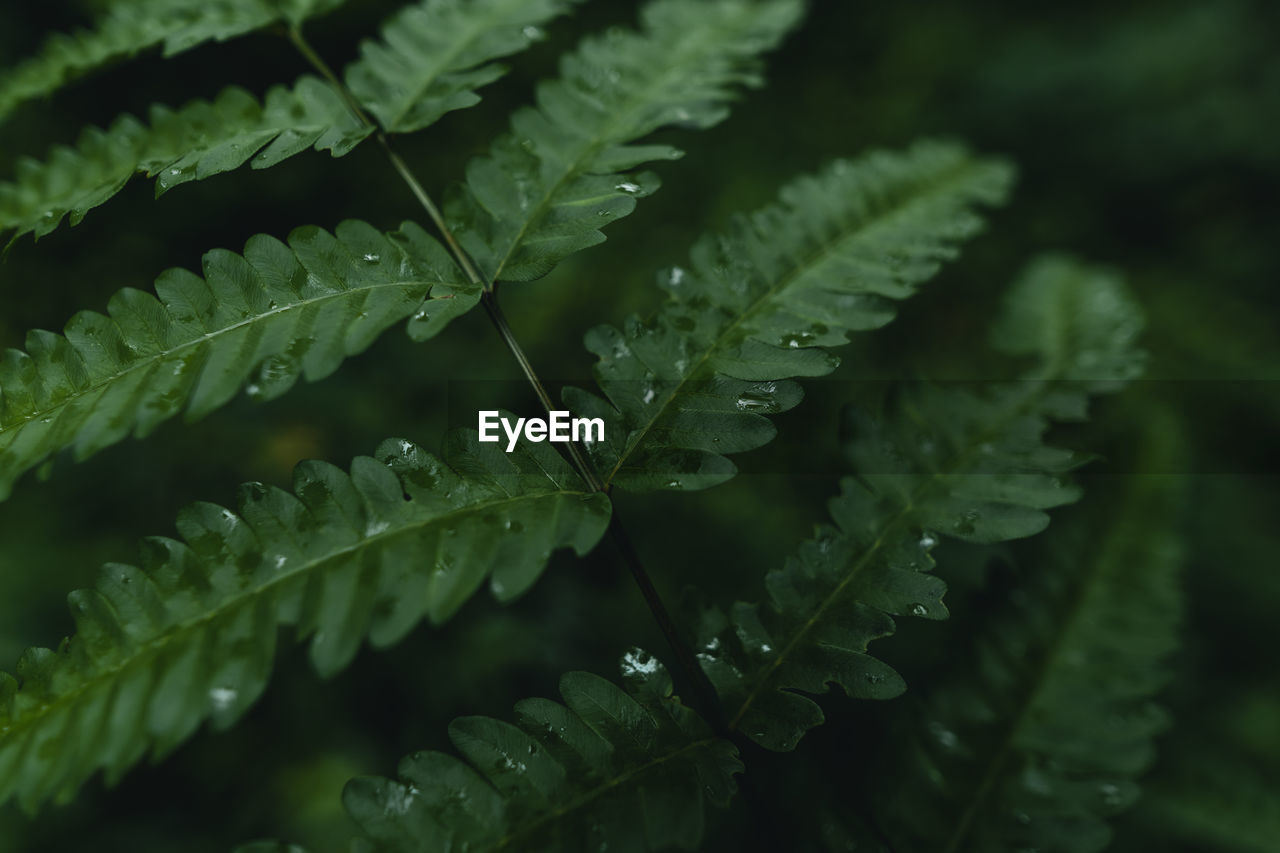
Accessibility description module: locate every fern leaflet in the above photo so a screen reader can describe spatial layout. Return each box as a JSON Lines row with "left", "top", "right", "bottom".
{"left": 2, "top": 0, "right": 581, "bottom": 244}
{"left": 0, "top": 0, "right": 346, "bottom": 122}
{"left": 445, "top": 0, "right": 804, "bottom": 283}
{"left": 341, "top": 653, "right": 739, "bottom": 852}
{"left": 695, "top": 256, "right": 1147, "bottom": 751}
{"left": 566, "top": 141, "right": 1012, "bottom": 492}
{"left": 348, "top": 0, "right": 582, "bottom": 135}
{"left": 0, "top": 219, "right": 476, "bottom": 501}
{"left": 874, "top": 415, "right": 1185, "bottom": 852}
{"left": 0, "top": 78, "right": 369, "bottom": 244}
{"left": 0, "top": 433, "right": 610, "bottom": 811}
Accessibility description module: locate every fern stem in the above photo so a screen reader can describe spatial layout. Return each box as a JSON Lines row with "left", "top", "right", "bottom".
{"left": 285, "top": 22, "right": 720, "bottom": 742}
{"left": 480, "top": 290, "right": 605, "bottom": 492}
{"left": 607, "top": 513, "right": 729, "bottom": 737}
{"left": 287, "top": 25, "right": 490, "bottom": 290}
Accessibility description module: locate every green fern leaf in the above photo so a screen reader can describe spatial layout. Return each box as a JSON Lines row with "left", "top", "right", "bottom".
{"left": 2, "top": 0, "right": 583, "bottom": 244}
{"left": 0, "top": 432, "right": 610, "bottom": 811}
{"left": 348, "top": 0, "right": 582, "bottom": 135}
{"left": 875, "top": 414, "right": 1185, "bottom": 852}
{"left": 0, "top": 219, "right": 476, "bottom": 501}
{"left": 446, "top": 0, "right": 804, "bottom": 283}
{"left": 343, "top": 652, "right": 739, "bottom": 852}
{"left": 566, "top": 141, "right": 1013, "bottom": 492}
{"left": 1137, "top": 747, "right": 1280, "bottom": 853}
{"left": 0, "top": 0, "right": 346, "bottom": 122}
{"left": 0, "top": 78, "right": 370, "bottom": 243}
{"left": 696, "top": 256, "right": 1146, "bottom": 751}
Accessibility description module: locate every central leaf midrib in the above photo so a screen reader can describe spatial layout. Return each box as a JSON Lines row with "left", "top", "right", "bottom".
{"left": 0, "top": 488, "right": 585, "bottom": 747}
{"left": 1, "top": 277, "right": 454, "bottom": 435}
{"left": 604, "top": 162, "right": 983, "bottom": 487}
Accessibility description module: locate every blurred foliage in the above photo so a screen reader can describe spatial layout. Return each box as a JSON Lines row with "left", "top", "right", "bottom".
{"left": 0, "top": 0, "right": 1275, "bottom": 850}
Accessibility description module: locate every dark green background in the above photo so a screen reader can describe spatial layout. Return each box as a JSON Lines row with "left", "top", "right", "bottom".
{"left": 1, "top": 1, "right": 1276, "bottom": 850}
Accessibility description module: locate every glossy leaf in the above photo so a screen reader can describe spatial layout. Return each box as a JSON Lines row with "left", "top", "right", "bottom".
{"left": 0, "top": 0, "right": 347, "bottom": 122}
{"left": 446, "top": 0, "right": 804, "bottom": 283}
{"left": 348, "top": 0, "right": 583, "bottom": 134}
{"left": 344, "top": 653, "right": 739, "bottom": 852}
{"left": 0, "top": 219, "right": 477, "bottom": 501}
{"left": 0, "top": 433, "right": 611, "bottom": 811}
{"left": 696, "top": 256, "right": 1148, "bottom": 751}
{"left": 566, "top": 141, "right": 1013, "bottom": 493}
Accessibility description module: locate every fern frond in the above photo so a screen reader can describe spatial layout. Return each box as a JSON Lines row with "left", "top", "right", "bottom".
{"left": 0, "top": 433, "right": 610, "bottom": 811}
{"left": 0, "top": 78, "right": 370, "bottom": 243}
{"left": 0, "top": 220, "right": 476, "bottom": 501}
{"left": 695, "top": 256, "right": 1146, "bottom": 751}
{"left": 875, "top": 415, "right": 1186, "bottom": 852}
{"left": 347, "top": 0, "right": 582, "bottom": 135}
{"left": 1, "top": 0, "right": 587, "bottom": 244}
{"left": 0, "top": 0, "right": 345, "bottom": 122}
{"left": 1137, "top": 748, "right": 1280, "bottom": 853}
{"left": 342, "top": 651, "right": 739, "bottom": 852}
{"left": 446, "top": 0, "right": 804, "bottom": 283}
{"left": 566, "top": 141, "right": 1013, "bottom": 492}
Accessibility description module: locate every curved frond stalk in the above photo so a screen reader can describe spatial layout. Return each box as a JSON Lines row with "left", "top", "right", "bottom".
{"left": 0, "top": 0, "right": 346, "bottom": 122}
{"left": 347, "top": 0, "right": 583, "bottom": 135}
{"left": 695, "top": 256, "right": 1147, "bottom": 751}
{"left": 0, "top": 78, "right": 371, "bottom": 244}
{"left": 0, "top": 433, "right": 611, "bottom": 811}
{"left": 876, "top": 412, "right": 1187, "bottom": 853}
{"left": 567, "top": 141, "right": 1014, "bottom": 492}
{"left": 446, "top": 0, "right": 805, "bottom": 283}
{"left": 343, "top": 652, "right": 740, "bottom": 852}
{"left": 0, "top": 220, "right": 478, "bottom": 501}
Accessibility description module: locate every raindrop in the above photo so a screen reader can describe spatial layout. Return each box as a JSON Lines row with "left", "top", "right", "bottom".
{"left": 621, "top": 647, "right": 661, "bottom": 677}
{"left": 209, "top": 687, "right": 238, "bottom": 711}
{"left": 615, "top": 181, "right": 641, "bottom": 194}
{"left": 735, "top": 382, "right": 779, "bottom": 413}
{"left": 666, "top": 267, "right": 686, "bottom": 287}
{"left": 642, "top": 384, "right": 655, "bottom": 405}
{"left": 928, "top": 721, "right": 958, "bottom": 749}
{"left": 361, "top": 253, "right": 380, "bottom": 263}
{"left": 918, "top": 531, "right": 938, "bottom": 549}
{"left": 911, "top": 603, "right": 929, "bottom": 617}
{"left": 522, "top": 25, "right": 543, "bottom": 39}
